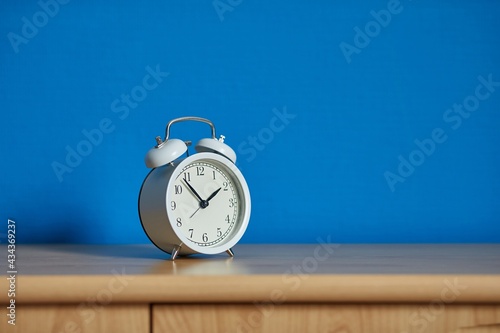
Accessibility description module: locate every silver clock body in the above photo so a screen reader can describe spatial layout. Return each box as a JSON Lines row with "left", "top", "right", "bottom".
{"left": 139, "top": 152, "right": 251, "bottom": 258}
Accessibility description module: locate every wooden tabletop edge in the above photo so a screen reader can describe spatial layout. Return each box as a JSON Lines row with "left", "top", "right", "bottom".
{"left": 4, "top": 274, "right": 499, "bottom": 304}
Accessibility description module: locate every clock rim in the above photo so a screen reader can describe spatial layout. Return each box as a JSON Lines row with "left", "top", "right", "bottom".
{"left": 165, "top": 152, "right": 251, "bottom": 255}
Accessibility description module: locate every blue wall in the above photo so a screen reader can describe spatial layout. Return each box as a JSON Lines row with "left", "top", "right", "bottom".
{"left": 1, "top": 0, "right": 499, "bottom": 244}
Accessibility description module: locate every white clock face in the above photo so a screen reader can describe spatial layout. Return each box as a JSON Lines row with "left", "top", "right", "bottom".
{"left": 167, "top": 158, "right": 244, "bottom": 248}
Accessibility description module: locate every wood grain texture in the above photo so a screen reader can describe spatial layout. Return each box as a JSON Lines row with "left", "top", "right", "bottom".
{"left": 8, "top": 244, "right": 500, "bottom": 275}
{"left": 1, "top": 244, "right": 499, "bottom": 304}
{"left": 7, "top": 274, "right": 500, "bottom": 304}
{"left": 153, "top": 304, "right": 500, "bottom": 333}
{"left": 0, "top": 245, "right": 498, "bottom": 333}
{"left": 0, "top": 304, "right": 149, "bottom": 333}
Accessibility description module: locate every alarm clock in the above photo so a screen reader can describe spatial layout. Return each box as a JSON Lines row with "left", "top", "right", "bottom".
{"left": 138, "top": 117, "right": 251, "bottom": 260}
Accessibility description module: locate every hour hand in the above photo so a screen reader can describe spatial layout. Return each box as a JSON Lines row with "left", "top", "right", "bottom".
{"left": 206, "top": 188, "right": 221, "bottom": 202}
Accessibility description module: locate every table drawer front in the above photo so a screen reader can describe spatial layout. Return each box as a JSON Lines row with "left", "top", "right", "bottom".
{"left": 153, "top": 303, "right": 500, "bottom": 333}
{"left": 1, "top": 304, "right": 149, "bottom": 333}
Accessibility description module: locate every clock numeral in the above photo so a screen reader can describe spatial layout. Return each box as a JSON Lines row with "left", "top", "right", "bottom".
{"left": 174, "top": 185, "right": 182, "bottom": 194}
{"left": 225, "top": 214, "right": 230, "bottom": 223}
{"left": 202, "top": 233, "right": 208, "bottom": 243}
{"left": 196, "top": 166, "right": 205, "bottom": 176}
{"left": 229, "top": 198, "right": 236, "bottom": 208}
{"left": 212, "top": 170, "right": 216, "bottom": 180}
{"left": 183, "top": 172, "right": 191, "bottom": 182}
{"left": 189, "top": 228, "right": 194, "bottom": 238}
{"left": 223, "top": 182, "right": 229, "bottom": 191}
{"left": 217, "top": 227, "right": 222, "bottom": 237}
{"left": 170, "top": 201, "right": 176, "bottom": 211}
{"left": 176, "top": 217, "right": 182, "bottom": 227}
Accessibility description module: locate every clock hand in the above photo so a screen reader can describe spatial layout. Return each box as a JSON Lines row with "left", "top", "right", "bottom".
{"left": 205, "top": 187, "right": 221, "bottom": 203}
{"left": 189, "top": 188, "right": 221, "bottom": 219}
{"left": 183, "top": 179, "right": 210, "bottom": 210}
{"left": 183, "top": 179, "right": 204, "bottom": 203}
{"left": 189, "top": 207, "right": 201, "bottom": 219}
{"left": 188, "top": 187, "right": 221, "bottom": 219}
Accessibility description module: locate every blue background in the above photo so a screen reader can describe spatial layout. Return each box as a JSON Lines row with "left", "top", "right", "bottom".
{"left": 1, "top": 0, "right": 499, "bottom": 244}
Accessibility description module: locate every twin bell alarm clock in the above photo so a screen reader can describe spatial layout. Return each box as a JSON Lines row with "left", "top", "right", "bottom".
{"left": 138, "top": 117, "right": 251, "bottom": 260}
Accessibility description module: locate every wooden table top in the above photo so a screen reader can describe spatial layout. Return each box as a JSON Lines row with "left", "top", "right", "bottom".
{"left": 3, "top": 244, "right": 500, "bottom": 304}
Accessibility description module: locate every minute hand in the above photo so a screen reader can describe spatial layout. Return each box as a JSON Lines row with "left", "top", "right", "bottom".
{"left": 183, "top": 179, "right": 204, "bottom": 203}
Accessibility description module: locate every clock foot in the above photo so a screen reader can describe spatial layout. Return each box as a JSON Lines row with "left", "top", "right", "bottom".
{"left": 171, "top": 245, "right": 181, "bottom": 261}
{"left": 226, "top": 248, "right": 234, "bottom": 257}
